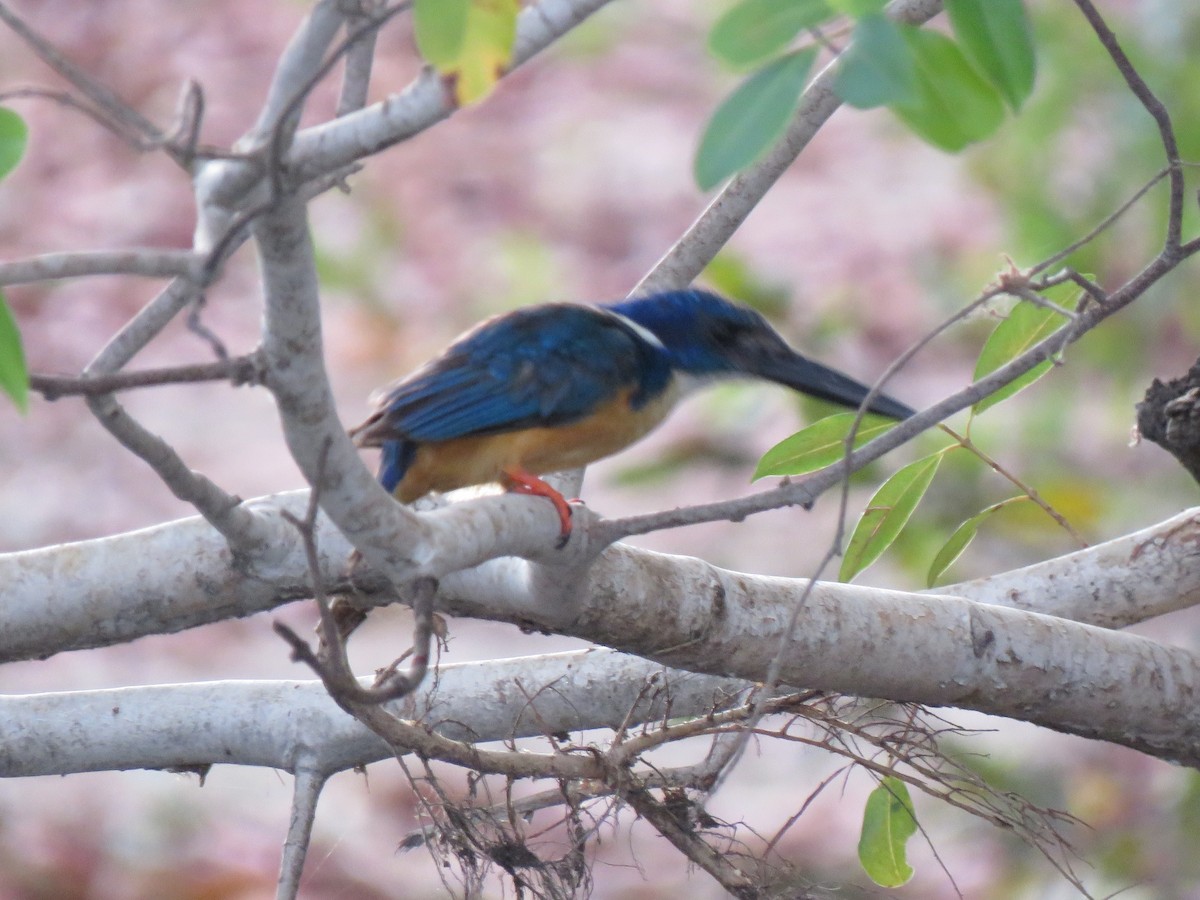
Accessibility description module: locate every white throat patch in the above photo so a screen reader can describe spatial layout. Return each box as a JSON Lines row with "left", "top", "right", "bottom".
{"left": 606, "top": 310, "right": 666, "bottom": 349}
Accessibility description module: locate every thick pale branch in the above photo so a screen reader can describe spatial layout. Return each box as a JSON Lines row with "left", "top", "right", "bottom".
{"left": 559, "top": 545, "right": 1200, "bottom": 765}
{"left": 5, "top": 498, "right": 1200, "bottom": 761}
{"left": 243, "top": 0, "right": 346, "bottom": 150}
{"left": 0, "top": 489, "right": 605, "bottom": 663}
{"left": 0, "top": 650, "right": 740, "bottom": 777}
{"left": 255, "top": 196, "right": 431, "bottom": 578}
{"left": 6, "top": 495, "right": 1200, "bottom": 661}
{"left": 939, "top": 508, "right": 1200, "bottom": 627}
{"left": 202, "top": 0, "right": 618, "bottom": 215}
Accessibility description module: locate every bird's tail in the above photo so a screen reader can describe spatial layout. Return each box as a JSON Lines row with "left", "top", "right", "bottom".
{"left": 377, "top": 439, "right": 417, "bottom": 495}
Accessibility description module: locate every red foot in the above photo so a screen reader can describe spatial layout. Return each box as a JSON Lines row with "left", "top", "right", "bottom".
{"left": 501, "top": 467, "right": 573, "bottom": 547}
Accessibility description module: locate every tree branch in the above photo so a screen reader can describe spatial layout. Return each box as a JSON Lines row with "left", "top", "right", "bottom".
{"left": 199, "top": 0, "right": 620, "bottom": 216}
{"left": 0, "top": 0, "right": 173, "bottom": 159}
{"left": 30, "top": 353, "right": 263, "bottom": 399}
{"left": 0, "top": 650, "right": 744, "bottom": 777}
{"left": 7, "top": 492, "right": 1200, "bottom": 661}
{"left": 634, "top": 0, "right": 945, "bottom": 295}
{"left": 0, "top": 249, "right": 202, "bottom": 285}
{"left": 6, "top": 495, "right": 1200, "bottom": 763}
{"left": 1071, "top": 0, "right": 1184, "bottom": 252}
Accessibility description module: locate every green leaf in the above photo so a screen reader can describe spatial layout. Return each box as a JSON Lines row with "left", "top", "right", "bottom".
{"left": 413, "top": 0, "right": 470, "bottom": 66}
{"left": 0, "top": 107, "right": 28, "bottom": 181}
{"left": 754, "top": 412, "right": 897, "bottom": 479}
{"left": 414, "top": 0, "right": 519, "bottom": 105}
{"left": 946, "top": 0, "right": 1036, "bottom": 110}
{"left": 892, "top": 27, "right": 1007, "bottom": 151}
{"left": 833, "top": 14, "right": 918, "bottom": 109}
{"left": 859, "top": 777, "right": 918, "bottom": 887}
{"left": 708, "top": 0, "right": 832, "bottom": 69}
{"left": 695, "top": 48, "right": 817, "bottom": 190}
{"left": 0, "top": 291, "right": 28, "bottom": 413}
{"left": 840, "top": 452, "right": 942, "bottom": 582}
{"left": 972, "top": 280, "right": 1081, "bottom": 414}
{"left": 926, "top": 496, "right": 1030, "bottom": 587}
{"left": 827, "top": 0, "right": 887, "bottom": 15}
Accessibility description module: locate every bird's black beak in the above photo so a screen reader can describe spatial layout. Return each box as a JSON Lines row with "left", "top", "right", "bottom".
{"left": 746, "top": 341, "right": 915, "bottom": 421}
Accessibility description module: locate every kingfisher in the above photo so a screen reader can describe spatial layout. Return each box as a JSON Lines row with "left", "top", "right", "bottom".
{"left": 350, "top": 289, "right": 914, "bottom": 541}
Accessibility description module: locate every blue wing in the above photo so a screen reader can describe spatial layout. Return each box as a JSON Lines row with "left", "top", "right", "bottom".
{"left": 352, "top": 304, "right": 672, "bottom": 452}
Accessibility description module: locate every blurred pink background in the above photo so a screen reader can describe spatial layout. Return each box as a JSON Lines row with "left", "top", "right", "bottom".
{"left": 3, "top": 1, "right": 1200, "bottom": 897}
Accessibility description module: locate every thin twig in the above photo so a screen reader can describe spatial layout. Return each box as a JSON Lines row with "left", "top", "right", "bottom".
{"left": 0, "top": 248, "right": 203, "bottom": 286}
{"left": 264, "top": 3, "right": 410, "bottom": 198}
{"left": 185, "top": 295, "right": 229, "bottom": 360}
{"left": 30, "top": 353, "right": 263, "bottom": 400}
{"left": 85, "top": 391, "right": 252, "bottom": 535}
{"left": 277, "top": 762, "right": 328, "bottom": 900}
{"left": 1071, "top": 0, "right": 1184, "bottom": 252}
{"left": 274, "top": 438, "right": 440, "bottom": 705}
{"left": 620, "top": 787, "right": 779, "bottom": 900}
{"left": 938, "top": 424, "right": 1088, "bottom": 548}
{"left": 86, "top": 278, "right": 200, "bottom": 374}
{"left": 0, "top": 84, "right": 244, "bottom": 163}
{"left": 336, "top": 5, "right": 382, "bottom": 116}
{"left": 634, "top": 0, "right": 944, "bottom": 294}
{"left": 1027, "top": 168, "right": 1169, "bottom": 278}
{"left": 0, "top": 1, "right": 175, "bottom": 161}
{"left": 75, "top": 279, "right": 261, "bottom": 543}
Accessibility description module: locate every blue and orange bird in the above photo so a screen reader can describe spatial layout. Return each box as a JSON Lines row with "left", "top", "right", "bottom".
{"left": 350, "top": 289, "right": 915, "bottom": 541}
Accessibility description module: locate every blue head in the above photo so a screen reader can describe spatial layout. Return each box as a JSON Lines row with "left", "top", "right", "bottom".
{"left": 607, "top": 290, "right": 914, "bottom": 420}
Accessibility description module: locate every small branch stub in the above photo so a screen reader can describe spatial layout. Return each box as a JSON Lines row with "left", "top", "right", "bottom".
{"left": 1137, "top": 359, "right": 1200, "bottom": 486}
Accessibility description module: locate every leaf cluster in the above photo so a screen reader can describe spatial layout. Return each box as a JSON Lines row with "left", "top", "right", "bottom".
{"left": 696, "top": 0, "right": 1037, "bottom": 189}
{"left": 755, "top": 279, "right": 1084, "bottom": 589}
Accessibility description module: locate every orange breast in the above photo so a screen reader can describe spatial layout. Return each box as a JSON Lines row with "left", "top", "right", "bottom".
{"left": 395, "top": 380, "right": 679, "bottom": 502}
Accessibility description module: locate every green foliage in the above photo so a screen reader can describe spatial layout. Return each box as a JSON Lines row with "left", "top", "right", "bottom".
{"left": 858, "top": 777, "right": 918, "bottom": 886}
{"left": 413, "top": 0, "right": 470, "bottom": 66}
{"left": 927, "top": 495, "right": 1031, "bottom": 586}
{"left": 831, "top": 3, "right": 1034, "bottom": 144}
{"left": 946, "top": 0, "right": 1036, "bottom": 110}
{"left": 972, "top": 281, "right": 1082, "bottom": 414}
{"left": 833, "top": 14, "right": 918, "bottom": 109}
{"left": 0, "top": 107, "right": 27, "bottom": 413}
{"left": 708, "top": 0, "right": 831, "bottom": 69}
{"left": 891, "top": 26, "right": 1007, "bottom": 152}
{"left": 841, "top": 451, "right": 944, "bottom": 582}
{"left": 753, "top": 412, "right": 898, "bottom": 479}
{"left": 694, "top": 48, "right": 817, "bottom": 190}
{"left": 412, "top": 0, "right": 519, "bottom": 105}
{"left": 968, "top": 4, "right": 1199, "bottom": 277}
{"left": 827, "top": 0, "right": 887, "bottom": 15}
{"left": 749, "top": 275, "right": 1089, "bottom": 586}
{"left": 699, "top": 1, "right": 1037, "bottom": 187}
{"left": 0, "top": 291, "right": 28, "bottom": 413}
{"left": 0, "top": 106, "right": 27, "bottom": 180}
